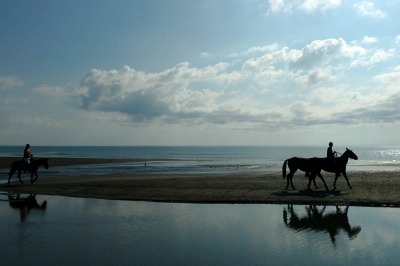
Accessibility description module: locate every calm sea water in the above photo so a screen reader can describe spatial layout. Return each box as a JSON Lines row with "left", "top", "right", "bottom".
{"left": 2, "top": 147, "right": 400, "bottom": 265}
{"left": 1, "top": 146, "right": 400, "bottom": 179}
{"left": 1, "top": 193, "right": 400, "bottom": 266}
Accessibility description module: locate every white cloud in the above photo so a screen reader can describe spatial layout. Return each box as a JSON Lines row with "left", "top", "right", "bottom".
{"left": 267, "top": 0, "right": 341, "bottom": 14}
{"left": 362, "top": 36, "right": 378, "bottom": 44}
{"left": 287, "top": 38, "right": 346, "bottom": 69}
{"left": 33, "top": 86, "right": 66, "bottom": 97}
{"left": 199, "top": 52, "right": 211, "bottom": 59}
{"left": 295, "top": 68, "right": 334, "bottom": 87}
{"left": 267, "top": 0, "right": 286, "bottom": 13}
{"left": 373, "top": 65, "right": 400, "bottom": 84}
{"left": 300, "top": 0, "right": 341, "bottom": 13}
{"left": 245, "top": 43, "right": 280, "bottom": 55}
{"left": 354, "top": 1, "right": 386, "bottom": 18}
{"left": 396, "top": 35, "right": 400, "bottom": 46}
{"left": 0, "top": 76, "right": 24, "bottom": 90}
{"left": 351, "top": 48, "right": 394, "bottom": 67}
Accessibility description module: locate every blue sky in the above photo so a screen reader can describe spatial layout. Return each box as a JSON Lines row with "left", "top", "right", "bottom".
{"left": 1, "top": 0, "right": 399, "bottom": 146}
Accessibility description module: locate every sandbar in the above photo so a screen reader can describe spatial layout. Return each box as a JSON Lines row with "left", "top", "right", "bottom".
{"left": 2, "top": 172, "right": 400, "bottom": 206}
{"left": 1, "top": 157, "right": 400, "bottom": 206}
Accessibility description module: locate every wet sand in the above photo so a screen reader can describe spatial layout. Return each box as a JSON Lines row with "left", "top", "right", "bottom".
{"left": 1, "top": 157, "right": 400, "bottom": 206}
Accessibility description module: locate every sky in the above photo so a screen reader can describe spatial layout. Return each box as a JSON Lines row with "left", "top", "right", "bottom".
{"left": 1, "top": 0, "right": 400, "bottom": 146}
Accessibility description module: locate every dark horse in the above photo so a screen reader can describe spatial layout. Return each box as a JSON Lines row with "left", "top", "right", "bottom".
{"left": 282, "top": 148, "right": 358, "bottom": 190}
{"left": 8, "top": 158, "right": 49, "bottom": 185}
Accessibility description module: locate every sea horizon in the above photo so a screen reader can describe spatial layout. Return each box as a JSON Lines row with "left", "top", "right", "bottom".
{"left": 2, "top": 145, "right": 400, "bottom": 179}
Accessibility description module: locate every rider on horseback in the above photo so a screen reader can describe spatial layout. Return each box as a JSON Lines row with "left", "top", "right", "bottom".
{"left": 327, "top": 142, "right": 340, "bottom": 176}
{"left": 327, "top": 142, "right": 336, "bottom": 158}
{"left": 23, "top": 144, "right": 32, "bottom": 171}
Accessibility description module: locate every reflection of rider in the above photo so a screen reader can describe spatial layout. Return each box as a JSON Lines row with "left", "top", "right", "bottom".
{"left": 8, "top": 192, "right": 47, "bottom": 222}
{"left": 23, "top": 144, "right": 32, "bottom": 168}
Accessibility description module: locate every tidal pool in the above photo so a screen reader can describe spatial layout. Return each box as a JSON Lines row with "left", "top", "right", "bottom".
{"left": 0, "top": 192, "right": 399, "bottom": 266}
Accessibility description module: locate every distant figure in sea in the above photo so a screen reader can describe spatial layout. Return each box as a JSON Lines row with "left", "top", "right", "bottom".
{"left": 23, "top": 144, "right": 32, "bottom": 169}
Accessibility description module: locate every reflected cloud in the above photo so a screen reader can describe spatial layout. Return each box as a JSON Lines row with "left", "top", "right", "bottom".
{"left": 283, "top": 204, "right": 361, "bottom": 244}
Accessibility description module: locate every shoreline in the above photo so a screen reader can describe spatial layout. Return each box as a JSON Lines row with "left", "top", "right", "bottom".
{"left": 2, "top": 170, "right": 400, "bottom": 207}
{"left": 0, "top": 157, "right": 147, "bottom": 169}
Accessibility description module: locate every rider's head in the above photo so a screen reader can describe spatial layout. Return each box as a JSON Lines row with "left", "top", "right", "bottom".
{"left": 26, "top": 144, "right": 30, "bottom": 148}
{"left": 329, "top": 142, "right": 333, "bottom": 147}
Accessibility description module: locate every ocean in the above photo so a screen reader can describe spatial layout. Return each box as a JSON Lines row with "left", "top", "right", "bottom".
{"left": 1, "top": 145, "right": 400, "bottom": 178}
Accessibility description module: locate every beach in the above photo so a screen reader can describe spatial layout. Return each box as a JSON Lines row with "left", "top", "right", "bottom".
{"left": 1, "top": 157, "right": 400, "bottom": 207}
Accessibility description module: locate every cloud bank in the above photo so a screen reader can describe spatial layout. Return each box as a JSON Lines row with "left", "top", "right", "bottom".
{"left": 77, "top": 37, "right": 399, "bottom": 129}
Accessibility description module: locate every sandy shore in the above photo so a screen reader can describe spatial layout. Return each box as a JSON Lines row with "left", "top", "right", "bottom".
{"left": 1, "top": 157, "right": 400, "bottom": 206}
{"left": 2, "top": 171, "right": 400, "bottom": 206}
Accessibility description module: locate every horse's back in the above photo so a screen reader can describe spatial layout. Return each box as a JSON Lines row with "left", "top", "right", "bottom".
{"left": 10, "top": 159, "right": 22, "bottom": 169}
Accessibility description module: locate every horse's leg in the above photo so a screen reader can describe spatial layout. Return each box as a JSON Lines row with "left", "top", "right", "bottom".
{"left": 8, "top": 169, "right": 14, "bottom": 185}
{"left": 313, "top": 174, "right": 318, "bottom": 189}
{"left": 316, "top": 172, "right": 329, "bottom": 191}
{"left": 31, "top": 172, "right": 38, "bottom": 184}
{"left": 289, "top": 172, "right": 296, "bottom": 190}
{"left": 17, "top": 170, "right": 23, "bottom": 184}
{"left": 333, "top": 173, "right": 340, "bottom": 189}
{"left": 307, "top": 173, "right": 314, "bottom": 190}
{"left": 286, "top": 169, "right": 297, "bottom": 190}
{"left": 286, "top": 171, "right": 296, "bottom": 190}
{"left": 342, "top": 172, "right": 352, "bottom": 189}
{"left": 285, "top": 172, "right": 291, "bottom": 190}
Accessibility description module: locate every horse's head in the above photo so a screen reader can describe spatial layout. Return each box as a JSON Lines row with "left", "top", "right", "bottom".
{"left": 345, "top": 148, "right": 358, "bottom": 160}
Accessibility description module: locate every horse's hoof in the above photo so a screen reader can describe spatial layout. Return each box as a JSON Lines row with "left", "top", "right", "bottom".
{"left": 349, "top": 186, "right": 353, "bottom": 189}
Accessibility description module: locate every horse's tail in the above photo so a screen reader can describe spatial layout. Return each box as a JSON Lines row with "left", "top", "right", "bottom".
{"left": 282, "top": 159, "right": 288, "bottom": 179}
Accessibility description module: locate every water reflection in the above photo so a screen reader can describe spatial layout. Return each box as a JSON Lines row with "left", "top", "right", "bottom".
{"left": 283, "top": 204, "right": 361, "bottom": 244}
{"left": 8, "top": 192, "right": 47, "bottom": 222}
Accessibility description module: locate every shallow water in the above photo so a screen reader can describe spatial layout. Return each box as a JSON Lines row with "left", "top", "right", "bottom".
{"left": 1, "top": 193, "right": 400, "bottom": 266}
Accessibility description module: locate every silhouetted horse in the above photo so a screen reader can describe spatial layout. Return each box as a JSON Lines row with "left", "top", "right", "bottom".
{"left": 306, "top": 148, "right": 358, "bottom": 190}
{"left": 8, "top": 158, "right": 49, "bottom": 185}
{"left": 282, "top": 148, "right": 358, "bottom": 190}
{"left": 283, "top": 204, "right": 361, "bottom": 244}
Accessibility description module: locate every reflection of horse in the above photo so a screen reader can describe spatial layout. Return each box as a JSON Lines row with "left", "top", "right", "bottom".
{"left": 8, "top": 158, "right": 49, "bottom": 185}
{"left": 282, "top": 148, "right": 358, "bottom": 190}
{"left": 8, "top": 193, "right": 47, "bottom": 222}
{"left": 283, "top": 204, "right": 361, "bottom": 244}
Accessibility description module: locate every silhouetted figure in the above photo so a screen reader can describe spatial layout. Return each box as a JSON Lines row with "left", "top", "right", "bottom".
{"left": 327, "top": 142, "right": 335, "bottom": 158}
{"left": 8, "top": 193, "right": 47, "bottom": 222}
{"left": 327, "top": 142, "right": 340, "bottom": 177}
{"left": 23, "top": 144, "right": 32, "bottom": 170}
